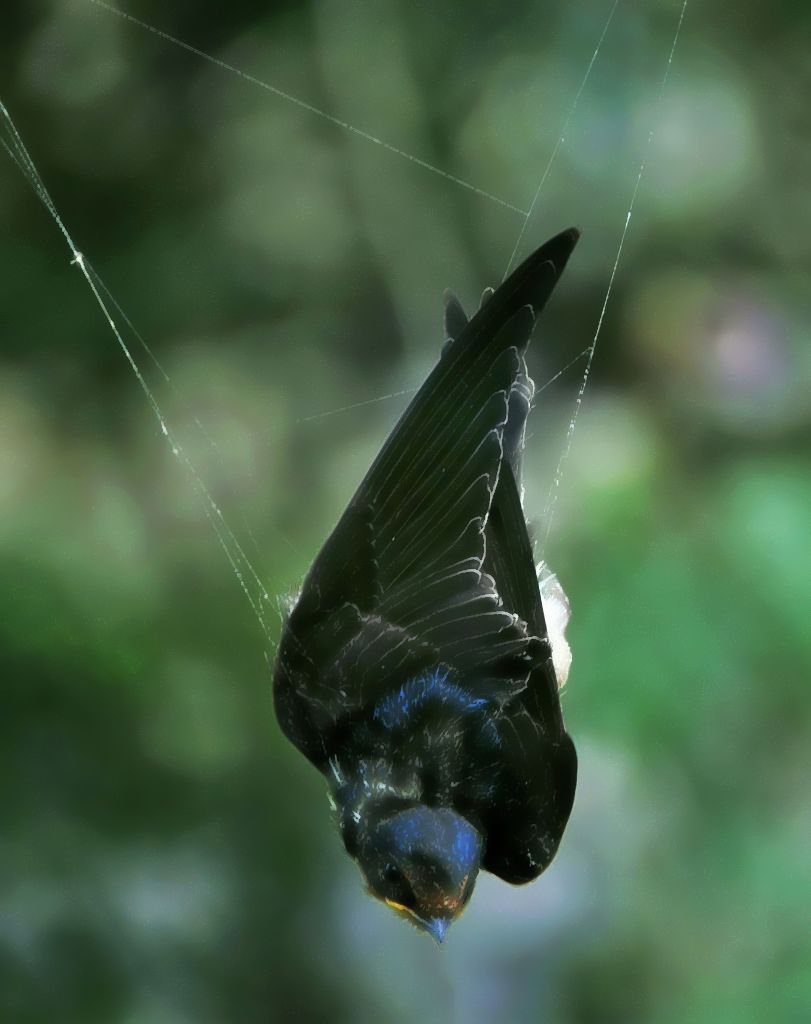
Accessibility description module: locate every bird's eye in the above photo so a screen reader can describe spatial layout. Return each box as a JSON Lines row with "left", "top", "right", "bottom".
{"left": 383, "top": 863, "right": 402, "bottom": 883}
{"left": 380, "top": 863, "right": 414, "bottom": 911}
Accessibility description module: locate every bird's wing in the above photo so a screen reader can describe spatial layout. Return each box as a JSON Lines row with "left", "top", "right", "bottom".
{"left": 483, "top": 458, "right": 564, "bottom": 735}
{"left": 369, "top": 229, "right": 577, "bottom": 668}
{"left": 474, "top": 455, "right": 576, "bottom": 883}
{"left": 278, "top": 230, "right": 578, "bottom": 754}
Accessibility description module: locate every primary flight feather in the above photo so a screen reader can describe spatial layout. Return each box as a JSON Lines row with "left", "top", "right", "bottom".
{"left": 273, "top": 228, "right": 580, "bottom": 942}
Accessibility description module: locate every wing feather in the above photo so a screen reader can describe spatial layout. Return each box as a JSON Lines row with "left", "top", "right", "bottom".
{"left": 276, "top": 229, "right": 580, "bottom": 755}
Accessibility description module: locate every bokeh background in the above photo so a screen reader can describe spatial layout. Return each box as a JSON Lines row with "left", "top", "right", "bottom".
{"left": 1, "top": 1, "right": 809, "bottom": 1022}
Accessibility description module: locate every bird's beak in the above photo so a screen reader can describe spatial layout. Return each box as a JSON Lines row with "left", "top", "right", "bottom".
{"left": 423, "top": 916, "right": 450, "bottom": 944}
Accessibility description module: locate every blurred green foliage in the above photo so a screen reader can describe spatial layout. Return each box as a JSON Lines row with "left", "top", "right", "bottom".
{"left": 1, "top": 2, "right": 809, "bottom": 1022}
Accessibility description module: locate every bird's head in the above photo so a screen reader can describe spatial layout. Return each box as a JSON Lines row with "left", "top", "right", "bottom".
{"left": 356, "top": 805, "right": 483, "bottom": 942}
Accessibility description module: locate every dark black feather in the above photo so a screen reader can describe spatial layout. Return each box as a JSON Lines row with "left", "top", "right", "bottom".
{"left": 273, "top": 228, "right": 580, "bottom": 938}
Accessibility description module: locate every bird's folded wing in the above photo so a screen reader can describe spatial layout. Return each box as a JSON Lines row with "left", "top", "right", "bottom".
{"left": 291, "top": 230, "right": 578, "bottom": 704}
{"left": 483, "top": 460, "right": 564, "bottom": 736}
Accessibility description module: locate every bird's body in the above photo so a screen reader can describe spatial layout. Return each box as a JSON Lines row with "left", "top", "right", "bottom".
{"left": 273, "top": 229, "right": 579, "bottom": 940}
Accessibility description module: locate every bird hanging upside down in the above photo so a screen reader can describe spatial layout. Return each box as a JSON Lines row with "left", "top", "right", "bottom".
{"left": 273, "top": 228, "right": 579, "bottom": 942}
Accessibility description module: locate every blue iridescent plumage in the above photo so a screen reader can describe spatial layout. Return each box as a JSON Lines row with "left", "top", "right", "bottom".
{"left": 273, "top": 229, "right": 580, "bottom": 940}
{"left": 373, "top": 668, "right": 487, "bottom": 730}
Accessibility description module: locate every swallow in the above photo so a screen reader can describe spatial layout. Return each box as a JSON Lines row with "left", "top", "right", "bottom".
{"left": 273, "top": 228, "right": 579, "bottom": 942}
